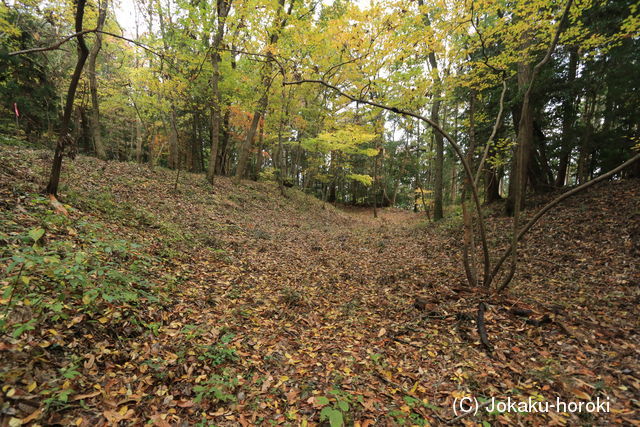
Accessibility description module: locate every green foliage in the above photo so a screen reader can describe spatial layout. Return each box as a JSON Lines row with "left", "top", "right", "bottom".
{"left": 346, "top": 173, "right": 373, "bottom": 186}
{"left": 197, "top": 333, "right": 238, "bottom": 366}
{"left": 0, "top": 194, "right": 165, "bottom": 337}
{"left": 193, "top": 372, "right": 238, "bottom": 404}
{"left": 316, "top": 388, "right": 360, "bottom": 427}
{"left": 301, "top": 125, "right": 377, "bottom": 155}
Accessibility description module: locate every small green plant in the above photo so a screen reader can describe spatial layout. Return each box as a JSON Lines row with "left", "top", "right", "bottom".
{"left": 193, "top": 372, "right": 238, "bottom": 404}
{"left": 401, "top": 395, "right": 442, "bottom": 426}
{"left": 181, "top": 324, "right": 204, "bottom": 340}
{"left": 316, "top": 388, "right": 360, "bottom": 427}
{"left": 42, "top": 386, "right": 75, "bottom": 410}
{"left": 198, "top": 333, "right": 237, "bottom": 366}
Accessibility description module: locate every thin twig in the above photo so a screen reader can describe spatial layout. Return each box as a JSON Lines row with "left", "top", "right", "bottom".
{"left": 474, "top": 79, "right": 507, "bottom": 188}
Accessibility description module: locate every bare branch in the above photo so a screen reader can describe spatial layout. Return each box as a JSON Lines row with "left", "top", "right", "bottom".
{"left": 525, "top": 0, "right": 574, "bottom": 101}
{"left": 9, "top": 29, "right": 162, "bottom": 58}
{"left": 9, "top": 29, "right": 96, "bottom": 56}
{"left": 96, "top": 30, "right": 162, "bottom": 58}
{"left": 474, "top": 79, "right": 507, "bottom": 187}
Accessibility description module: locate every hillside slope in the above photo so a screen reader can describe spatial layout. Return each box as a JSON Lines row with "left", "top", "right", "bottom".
{"left": 1, "top": 146, "right": 639, "bottom": 426}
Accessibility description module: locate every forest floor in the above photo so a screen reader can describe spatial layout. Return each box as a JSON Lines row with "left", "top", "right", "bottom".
{"left": 1, "top": 145, "right": 639, "bottom": 426}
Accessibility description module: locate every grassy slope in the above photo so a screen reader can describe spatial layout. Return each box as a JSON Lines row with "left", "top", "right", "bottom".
{"left": 1, "top": 144, "right": 639, "bottom": 425}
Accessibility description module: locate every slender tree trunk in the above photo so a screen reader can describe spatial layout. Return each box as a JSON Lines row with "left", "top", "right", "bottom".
{"left": 576, "top": 94, "right": 596, "bottom": 184}
{"left": 254, "top": 118, "right": 265, "bottom": 180}
{"left": 46, "top": 0, "right": 89, "bottom": 196}
{"left": 135, "top": 117, "right": 143, "bottom": 162}
{"left": 207, "top": 0, "right": 231, "bottom": 182}
{"left": 373, "top": 142, "right": 382, "bottom": 218}
{"left": 156, "top": 0, "right": 180, "bottom": 170}
{"left": 418, "top": 3, "right": 444, "bottom": 220}
{"left": 218, "top": 108, "right": 231, "bottom": 174}
{"left": 87, "top": 0, "right": 108, "bottom": 160}
{"left": 429, "top": 91, "right": 444, "bottom": 219}
{"left": 462, "top": 91, "right": 478, "bottom": 287}
{"left": 484, "top": 167, "right": 501, "bottom": 203}
{"left": 506, "top": 61, "right": 534, "bottom": 216}
{"left": 555, "top": 46, "right": 578, "bottom": 186}
{"left": 190, "top": 110, "right": 202, "bottom": 172}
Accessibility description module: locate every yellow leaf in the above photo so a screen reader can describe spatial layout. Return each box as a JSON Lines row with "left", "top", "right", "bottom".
{"left": 27, "top": 382, "right": 37, "bottom": 392}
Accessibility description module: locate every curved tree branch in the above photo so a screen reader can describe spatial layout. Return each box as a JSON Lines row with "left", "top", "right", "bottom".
{"left": 9, "top": 29, "right": 96, "bottom": 56}
{"left": 9, "top": 29, "right": 162, "bottom": 58}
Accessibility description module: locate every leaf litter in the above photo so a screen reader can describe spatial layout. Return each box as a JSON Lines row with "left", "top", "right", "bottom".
{"left": 0, "top": 146, "right": 638, "bottom": 425}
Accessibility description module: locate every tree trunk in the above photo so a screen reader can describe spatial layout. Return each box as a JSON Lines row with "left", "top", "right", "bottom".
{"left": 206, "top": 0, "right": 231, "bottom": 182}
{"left": 168, "top": 112, "right": 179, "bottom": 168}
{"left": 555, "top": 46, "right": 578, "bottom": 186}
{"left": 156, "top": 0, "right": 180, "bottom": 170}
{"left": 432, "top": 100, "right": 444, "bottom": 220}
{"left": 462, "top": 91, "right": 478, "bottom": 287}
{"left": 218, "top": 108, "right": 231, "bottom": 174}
{"left": 254, "top": 118, "right": 265, "bottom": 180}
{"left": 484, "top": 167, "right": 501, "bottom": 203}
{"left": 135, "top": 116, "right": 143, "bottom": 162}
{"left": 190, "top": 110, "right": 202, "bottom": 172}
{"left": 46, "top": 0, "right": 89, "bottom": 196}
{"left": 87, "top": 0, "right": 108, "bottom": 160}
{"left": 506, "top": 61, "right": 534, "bottom": 216}
{"left": 236, "top": 111, "right": 262, "bottom": 179}
{"left": 576, "top": 94, "right": 596, "bottom": 184}
{"left": 417, "top": 3, "right": 444, "bottom": 220}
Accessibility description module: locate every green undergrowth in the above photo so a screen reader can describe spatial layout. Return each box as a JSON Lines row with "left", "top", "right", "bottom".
{"left": 0, "top": 193, "right": 172, "bottom": 340}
